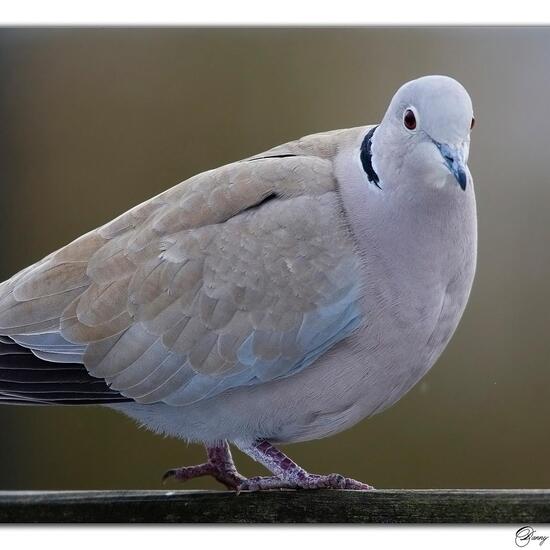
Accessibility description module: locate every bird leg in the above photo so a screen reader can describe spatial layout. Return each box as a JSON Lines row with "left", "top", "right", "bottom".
{"left": 162, "top": 440, "right": 246, "bottom": 490}
{"left": 235, "top": 440, "right": 374, "bottom": 491}
{"left": 163, "top": 439, "right": 373, "bottom": 491}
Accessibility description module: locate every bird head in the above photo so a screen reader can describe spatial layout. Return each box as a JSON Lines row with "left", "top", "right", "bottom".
{"left": 366, "top": 75, "right": 474, "bottom": 191}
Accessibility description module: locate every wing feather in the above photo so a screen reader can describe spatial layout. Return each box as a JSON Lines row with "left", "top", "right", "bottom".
{"left": 0, "top": 128, "right": 367, "bottom": 406}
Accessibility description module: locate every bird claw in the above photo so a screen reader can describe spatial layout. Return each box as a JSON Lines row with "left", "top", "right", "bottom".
{"left": 162, "top": 469, "right": 176, "bottom": 484}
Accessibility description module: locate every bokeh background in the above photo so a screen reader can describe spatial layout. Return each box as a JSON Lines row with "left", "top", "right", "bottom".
{"left": 0, "top": 27, "right": 548, "bottom": 490}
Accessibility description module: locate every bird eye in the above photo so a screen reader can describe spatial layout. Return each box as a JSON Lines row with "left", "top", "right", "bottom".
{"left": 403, "top": 109, "right": 416, "bottom": 130}
{"left": 470, "top": 117, "right": 475, "bottom": 130}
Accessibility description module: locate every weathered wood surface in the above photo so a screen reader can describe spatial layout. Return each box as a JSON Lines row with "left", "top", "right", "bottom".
{"left": 0, "top": 489, "right": 548, "bottom": 523}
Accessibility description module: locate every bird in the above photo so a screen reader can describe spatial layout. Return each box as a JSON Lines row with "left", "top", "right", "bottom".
{"left": 0, "top": 75, "right": 477, "bottom": 491}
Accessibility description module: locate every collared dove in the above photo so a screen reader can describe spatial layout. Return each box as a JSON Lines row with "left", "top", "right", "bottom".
{"left": 0, "top": 75, "right": 476, "bottom": 491}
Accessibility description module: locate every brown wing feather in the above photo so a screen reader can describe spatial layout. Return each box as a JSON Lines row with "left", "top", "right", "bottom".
{"left": 0, "top": 129, "right": 364, "bottom": 405}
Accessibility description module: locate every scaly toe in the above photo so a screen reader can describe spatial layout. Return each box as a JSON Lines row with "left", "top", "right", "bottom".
{"left": 341, "top": 477, "right": 375, "bottom": 490}
{"left": 161, "top": 463, "right": 213, "bottom": 484}
{"left": 235, "top": 473, "right": 374, "bottom": 492}
{"left": 324, "top": 473, "right": 347, "bottom": 489}
{"left": 212, "top": 471, "right": 247, "bottom": 491}
{"left": 237, "top": 476, "right": 296, "bottom": 492}
{"left": 295, "top": 473, "right": 374, "bottom": 490}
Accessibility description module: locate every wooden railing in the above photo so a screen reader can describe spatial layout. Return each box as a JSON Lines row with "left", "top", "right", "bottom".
{"left": 0, "top": 489, "right": 548, "bottom": 523}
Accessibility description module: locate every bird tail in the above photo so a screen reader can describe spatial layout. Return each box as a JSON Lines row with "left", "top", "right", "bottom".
{"left": 0, "top": 338, "right": 132, "bottom": 405}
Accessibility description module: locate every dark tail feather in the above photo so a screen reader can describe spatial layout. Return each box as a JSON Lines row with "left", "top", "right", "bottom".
{"left": 0, "top": 338, "right": 132, "bottom": 405}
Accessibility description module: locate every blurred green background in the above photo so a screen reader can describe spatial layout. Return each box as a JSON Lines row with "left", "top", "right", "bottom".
{"left": 0, "top": 27, "right": 548, "bottom": 490}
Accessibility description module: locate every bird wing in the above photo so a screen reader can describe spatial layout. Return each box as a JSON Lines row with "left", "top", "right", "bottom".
{"left": 0, "top": 128, "right": 366, "bottom": 405}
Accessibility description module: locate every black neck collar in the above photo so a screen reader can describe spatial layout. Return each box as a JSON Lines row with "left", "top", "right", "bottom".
{"left": 360, "top": 126, "right": 381, "bottom": 189}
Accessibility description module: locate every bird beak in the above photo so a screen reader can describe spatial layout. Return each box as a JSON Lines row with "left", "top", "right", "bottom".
{"left": 435, "top": 142, "right": 468, "bottom": 191}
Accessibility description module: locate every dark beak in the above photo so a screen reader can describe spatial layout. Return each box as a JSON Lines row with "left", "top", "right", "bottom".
{"left": 436, "top": 142, "right": 468, "bottom": 191}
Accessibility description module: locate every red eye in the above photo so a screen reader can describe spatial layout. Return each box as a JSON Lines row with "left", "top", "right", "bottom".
{"left": 470, "top": 117, "right": 476, "bottom": 130}
{"left": 403, "top": 109, "right": 416, "bottom": 130}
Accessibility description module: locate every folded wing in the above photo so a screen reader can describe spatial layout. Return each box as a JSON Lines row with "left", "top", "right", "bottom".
{"left": 0, "top": 129, "right": 365, "bottom": 405}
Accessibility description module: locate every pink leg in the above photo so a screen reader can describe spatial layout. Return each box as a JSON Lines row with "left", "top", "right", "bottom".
{"left": 236, "top": 440, "right": 374, "bottom": 491}
{"left": 163, "top": 440, "right": 246, "bottom": 490}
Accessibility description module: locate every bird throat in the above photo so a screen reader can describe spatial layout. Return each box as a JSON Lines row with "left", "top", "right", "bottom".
{"left": 360, "top": 126, "right": 381, "bottom": 189}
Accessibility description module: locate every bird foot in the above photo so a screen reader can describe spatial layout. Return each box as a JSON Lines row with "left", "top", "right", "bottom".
{"left": 236, "top": 473, "right": 374, "bottom": 492}
{"left": 162, "top": 441, "right": 246, "bottom": 490}
{"left": 234, "top": 440, "right": 374, "bottom": 492}
{"left": 162, "top": 439, "right": 374, "bottom": 492}
{"left": 162, "top": 463, "right": 246, "bottom": 490}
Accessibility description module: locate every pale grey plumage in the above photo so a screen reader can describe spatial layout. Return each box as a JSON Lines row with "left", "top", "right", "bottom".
{"left": 0, "top": 149, "right": 362, "bottom": 406}
{"left": 0, "top": 76, "right": 477, "bottom": 488}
